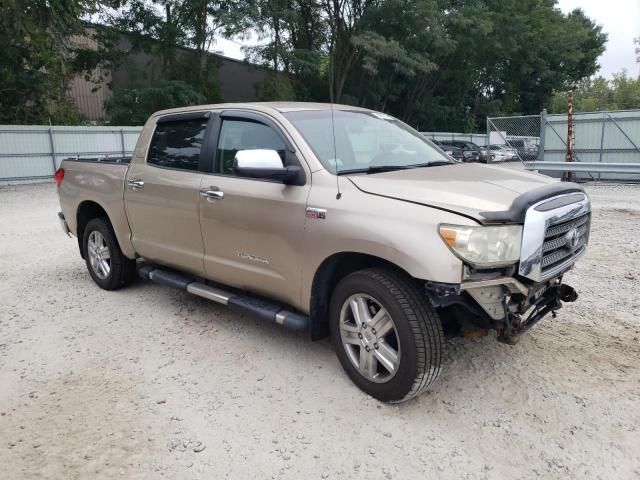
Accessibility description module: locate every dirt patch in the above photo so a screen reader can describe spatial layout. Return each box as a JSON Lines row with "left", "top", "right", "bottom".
{"left": 1, "top": 183, "right": 639, "bottom": 479}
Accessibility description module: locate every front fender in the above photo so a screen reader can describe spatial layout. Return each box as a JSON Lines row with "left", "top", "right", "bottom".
{"left": 300, "top": 177, "right": 476, "bottom": 310}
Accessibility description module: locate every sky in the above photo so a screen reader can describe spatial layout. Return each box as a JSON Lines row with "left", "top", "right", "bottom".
{"left": 215, "top": 1, "right": 640, "bottom": 79}
{"left": 557, "top": 0, "right": 639, "bottom": 78}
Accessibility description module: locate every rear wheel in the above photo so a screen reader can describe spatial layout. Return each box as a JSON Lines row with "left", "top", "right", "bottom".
{"left": 330, "top": 268, "right": 444, "bottom": 402}
{"left": 83, "top": 217, "right": 136, "bottom": 290}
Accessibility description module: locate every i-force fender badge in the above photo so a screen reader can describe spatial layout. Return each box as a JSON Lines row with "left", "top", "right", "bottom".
{"left": 305, "top": 207, "right": 327, "bottom": 219}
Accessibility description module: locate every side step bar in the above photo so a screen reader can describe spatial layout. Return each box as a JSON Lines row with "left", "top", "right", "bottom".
{"left": 138, "top": 264, "right": 309, "bottom": 332}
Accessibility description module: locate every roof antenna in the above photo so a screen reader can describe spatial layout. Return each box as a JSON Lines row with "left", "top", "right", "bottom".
{"left": 330, "top": 102, "right": 342, "bottom": 200}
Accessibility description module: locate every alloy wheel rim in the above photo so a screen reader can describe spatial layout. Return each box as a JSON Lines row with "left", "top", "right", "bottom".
{"left": 87, "top": 231, "right": 111, "bottom": 279}
{"left": 339, "top": 293, "right": 400, "bottom": 383}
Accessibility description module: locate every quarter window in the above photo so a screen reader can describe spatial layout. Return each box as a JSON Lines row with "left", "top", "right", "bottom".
{"left": 216, "top": 119, "right": 286, "bottom": 175}
{"left": 148, "top": 118, "right": 208, "bottom": 171}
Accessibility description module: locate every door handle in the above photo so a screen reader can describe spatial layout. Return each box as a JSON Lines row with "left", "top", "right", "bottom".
{"left": 199, "top": 188, "right": 224, "bottom": 200}
{"left": 127, "top": 179, "right": 145, "bottom": 189}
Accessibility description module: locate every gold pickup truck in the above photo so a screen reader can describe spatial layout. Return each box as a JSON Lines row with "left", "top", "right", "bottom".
{"left": 56, "top": 102, "right": 590, "bottom": 402}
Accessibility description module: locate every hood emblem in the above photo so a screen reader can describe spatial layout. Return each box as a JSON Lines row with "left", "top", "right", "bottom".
{"left": 565, "top": 228, "right": 580, "bottom": 250}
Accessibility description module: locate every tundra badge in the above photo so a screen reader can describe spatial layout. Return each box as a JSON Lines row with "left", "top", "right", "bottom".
{"left": 305, "top": 207, "right": 327, "bottom": 219}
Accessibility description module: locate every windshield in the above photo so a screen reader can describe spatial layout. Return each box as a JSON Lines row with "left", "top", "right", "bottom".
{"left": 283, "top": 109, "right": 452, "bottom": 174}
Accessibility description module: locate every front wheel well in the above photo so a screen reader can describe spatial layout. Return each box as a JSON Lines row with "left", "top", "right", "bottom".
{"left": 76, "top": 201, "right": 110, "bottom": 258}
{"left": 309, "top": 253, "right": 417, "bottom": 340}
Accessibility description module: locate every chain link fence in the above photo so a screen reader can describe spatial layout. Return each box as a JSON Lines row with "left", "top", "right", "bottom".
{"left": 486, "top": 115, "right": 541, "bottom": 163}
{"left": 487, "top": 110, "right": 640, "bottom": 181}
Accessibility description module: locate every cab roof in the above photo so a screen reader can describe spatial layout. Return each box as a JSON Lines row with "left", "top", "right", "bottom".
{"left": 152, "top": 101, "right": 373, "bottom": 118}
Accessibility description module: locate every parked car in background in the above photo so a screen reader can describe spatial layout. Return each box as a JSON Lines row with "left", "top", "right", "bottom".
{"left": 487, "top": 144, "right": 518, "bottom": 162}
{"left": 432, "top": 140, "right": 465, "bottom": 162}
{"left": 507, "top": 140, "right": 539, "bottom": 160}
{"left": 447, "top": 141, "right": 492, "bottom": 163}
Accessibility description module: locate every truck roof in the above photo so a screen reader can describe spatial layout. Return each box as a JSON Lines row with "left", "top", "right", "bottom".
{"left": 152, "top": 101, "right": 373, "bottom": 118}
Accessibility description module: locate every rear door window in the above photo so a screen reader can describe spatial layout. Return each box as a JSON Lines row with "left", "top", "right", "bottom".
{"left": 148, "top": 118, "right": 208, "bottom": 171}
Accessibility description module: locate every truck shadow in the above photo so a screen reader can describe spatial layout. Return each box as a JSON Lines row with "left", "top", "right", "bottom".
{"left": 120, "top": 279, "right": 635, "bottom": 411}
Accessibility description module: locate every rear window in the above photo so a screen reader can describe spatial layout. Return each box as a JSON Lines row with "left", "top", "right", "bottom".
{"left": 148, "top": 118, "right": 208, "bottom": 171}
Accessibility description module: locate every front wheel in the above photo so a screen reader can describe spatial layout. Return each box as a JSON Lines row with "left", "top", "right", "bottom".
{"left": 330, "top": 268, "right": 444, "bottom": 402}
{"left": 83, "top": 217, "right": 136, "bottom": 290}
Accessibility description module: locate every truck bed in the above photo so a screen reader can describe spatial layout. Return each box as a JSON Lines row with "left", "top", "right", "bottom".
{"left": 61, "top": 156, "right": 132, "bottom": 165}
{"left": 57, "top": 155, "right": 135, "bottom": 258}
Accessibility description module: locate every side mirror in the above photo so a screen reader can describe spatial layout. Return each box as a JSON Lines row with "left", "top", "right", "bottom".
{"left": 233, "top": 149, "right": 302, "bottom": 185}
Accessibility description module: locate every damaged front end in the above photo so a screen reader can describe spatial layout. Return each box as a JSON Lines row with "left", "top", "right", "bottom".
{"left": 426, "top": 273, "right": 578, "bottom": 344}
{"left": 427, "top": 189, "right": 590, "bottom": 344}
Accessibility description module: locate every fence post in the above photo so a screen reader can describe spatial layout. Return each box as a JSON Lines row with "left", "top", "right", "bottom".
{"left": 486, "top": 116, "right": 490, "bottom": 146}
{"left": 48, "top": 127, "right": 57, "bottom": 174}
{"left": 598, "top": 112, "right": 606, "bottom": 181}
{"left": 120, "top": 128, "right": 126, "bottom": 157}
{"left": 539, "top": 109, "right": 547, "bottom": 162}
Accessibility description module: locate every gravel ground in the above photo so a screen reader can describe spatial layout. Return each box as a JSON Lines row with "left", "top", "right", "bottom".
{"left": 0, "top": 182, "right": 639, "bottom": 480}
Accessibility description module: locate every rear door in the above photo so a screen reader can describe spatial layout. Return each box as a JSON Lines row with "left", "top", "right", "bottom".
{"left": 198, "top": 110, "right": 311, "bottom": 307}
{"left": 124, "top": 112, "right": 213, "bottom": 275}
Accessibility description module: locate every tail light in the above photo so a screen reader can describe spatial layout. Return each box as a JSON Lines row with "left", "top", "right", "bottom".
{"left": 54, "top": 168, "right": 65, "bottom": 187}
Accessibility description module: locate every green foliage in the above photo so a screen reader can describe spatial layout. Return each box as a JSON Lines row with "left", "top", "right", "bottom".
{"left": 244, "top": 0, "right": 607, "bottom": 131}
{"left": 255, "top": 73, "right": 297, "bottom": 101}
{"left": 0, "top": 0, "right": 103, "bottom": 124}
{"left": 0, "top": 0, "right": 609, "bottom": 128}
{"left": 548, "top": 72, "right": 640, "bottom": 113}
{"left": 242, "top": 0, "right": 326, "bottom": 101}
{"left": 105, "top": 80, "right": 206, "bottom": 125}
{"left": 100, "top": 0, "right": 229, "bottom": 119}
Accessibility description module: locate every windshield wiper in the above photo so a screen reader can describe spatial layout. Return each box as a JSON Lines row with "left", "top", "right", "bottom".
{"left": 337, "top": 161, "right": 453, "bottom": 175}
{"left": 420, "top": 161, "right": 454, "bottom": 167}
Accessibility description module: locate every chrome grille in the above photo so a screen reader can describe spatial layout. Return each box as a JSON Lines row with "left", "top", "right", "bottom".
{"left": 542, "top": 221, "right": 588, "bottom": 253}
{"left": 540, "top": 213, "right": 590, "bottom": 275}
{"left": 519, "top": 192, "right": 591, "bottom": 282}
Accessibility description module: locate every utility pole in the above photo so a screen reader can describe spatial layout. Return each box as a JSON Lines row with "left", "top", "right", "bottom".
{"left": 564, "top": 90, "right": 574, "bottom": 182}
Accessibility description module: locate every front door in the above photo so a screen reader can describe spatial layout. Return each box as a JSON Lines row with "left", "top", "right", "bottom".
{"left": 124, "top": 112, "right": 211, "bottom": 275}
{"left": 199, "top": 111, "right": 310, "bottom": 307}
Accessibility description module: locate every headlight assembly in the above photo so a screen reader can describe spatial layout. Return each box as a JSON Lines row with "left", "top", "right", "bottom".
{"left": 439, "top": 224, "right": 523, "bottom": 267}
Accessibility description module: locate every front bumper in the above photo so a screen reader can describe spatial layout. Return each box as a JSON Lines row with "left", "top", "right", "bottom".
{"left": 462, "top": 275, "right": 577, "bottom": 342}
{"left": 426, "top": 273, "right": 578, "bottom": 343}
{"left": 58, "top": 212, "right": 72, "bottom": 237}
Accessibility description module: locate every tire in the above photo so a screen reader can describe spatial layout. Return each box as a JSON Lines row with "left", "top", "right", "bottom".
{"left": 329, "top": 268, "right": 444, "bottom": 403}
{"left": 83, "top": 217, "right": 136, "bottom": 290}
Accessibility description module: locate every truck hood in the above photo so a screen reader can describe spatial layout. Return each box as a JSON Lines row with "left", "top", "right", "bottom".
{"left": 347, "top": 163, "right": 557, "bottom": 222}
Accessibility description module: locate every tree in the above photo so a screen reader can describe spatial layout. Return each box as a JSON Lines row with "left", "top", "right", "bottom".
{"left": 243, "top": 0, "right": 606, "bottom": 131}
{"left": 101, "top": 0, "right": 238, "bottom": 102}
{"left": 548, "top": 71, "right": 640, "bottom": 113}
{"left": 0, "top": 0, "right": 107, "bottom": 124}
{"left": 243, "top": 0, "right": 326, "bottom": 101}
{"left": 0, "top": 0, "right": 608, "bottom": 127}
{"left": 105, "top": 80, "right": 206, "bottom": 125}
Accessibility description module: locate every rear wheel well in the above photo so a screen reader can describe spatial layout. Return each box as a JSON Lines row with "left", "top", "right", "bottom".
{"left": 309, "top": 253, "right": 417, "bottom": 340}
{"left": 76, "top": 201, "right": 109, "bottom": 258}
